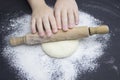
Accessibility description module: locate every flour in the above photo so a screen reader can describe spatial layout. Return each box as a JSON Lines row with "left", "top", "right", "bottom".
{"left": 2, "top": 11, "right": 110, "bottom": 80}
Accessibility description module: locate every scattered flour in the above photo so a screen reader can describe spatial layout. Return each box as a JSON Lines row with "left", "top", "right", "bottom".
{"left": 2, "top": 11, "right": 110, "bottom": 80}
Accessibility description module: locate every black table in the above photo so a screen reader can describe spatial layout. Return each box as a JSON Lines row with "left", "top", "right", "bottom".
{"left": 0, "top": 0, "right": 120, "bottom": 80}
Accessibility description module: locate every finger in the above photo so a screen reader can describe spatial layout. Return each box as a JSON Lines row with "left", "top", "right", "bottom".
{"left": 68, "top": 10, "right": 75, "bottom": 28}
{"left": 37, "top": 19, "right": 45, "bottom": 37}
{"left": 31, "top": 18, "right": 36, "bottom": 33}
{"left": 74, "top": 10, "right": 79, "bottom": 25}
{"left": 55, "top": 10, "right": 62, "bottom": 29}
{"left": 49, "top": 15, "right": 58, "bottom": 33}
{"left": 62, "top": 10, "right": 68, "bottom": 31}
{"left": 43, "top": 17, "right": 52, "bottom": 37}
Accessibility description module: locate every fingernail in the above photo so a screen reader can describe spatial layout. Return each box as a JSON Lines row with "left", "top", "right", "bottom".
{"left": 32, "top": 30, "right": 36, "bottom": 34}
{"left": 53, "top": 29, "right": 58, "bottom": 33}
{"left": 58, "top": 26, "right": 62, "bottom": 30}
{"left": 39, "top": 33, "right": 44, "bottom": 37}
{"left": 32, "top": 31, "right": 35, "bottom": 34}
{"left": 63, "top": 26, "right": 68, "bottom": 31}
{"left": 76, "top": 21, "right": 79, "bottom": 24}
{"left": 69, "top": 24, "right": 74, "bottom": 28}
{"left": 47, "top": 32, "right": 52, "bottom": 37}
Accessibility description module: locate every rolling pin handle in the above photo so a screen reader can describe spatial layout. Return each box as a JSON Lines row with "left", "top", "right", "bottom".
{"left": 89, "top": 25, "right": 109, "bottom": 35}
{"left": 10, "top": 37, "right": 25, "bottom": 46}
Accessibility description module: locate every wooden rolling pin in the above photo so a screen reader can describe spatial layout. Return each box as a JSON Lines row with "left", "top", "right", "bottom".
{"left": 10, "top": 25, "right": 109, "bottom": 46}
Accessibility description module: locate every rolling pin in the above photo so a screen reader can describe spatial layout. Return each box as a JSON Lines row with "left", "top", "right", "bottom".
{"left": 10, "top": 25, "right": 109, "bottom": 46}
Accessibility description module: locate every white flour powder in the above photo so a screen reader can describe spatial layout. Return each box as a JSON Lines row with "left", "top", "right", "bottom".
{"left": 3, "top": 11, "right": 110, "bottom": 80}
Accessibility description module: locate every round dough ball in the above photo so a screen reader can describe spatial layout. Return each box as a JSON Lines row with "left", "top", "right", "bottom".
{"left": 41, "top": 40, "right": 79, "bottom": 58}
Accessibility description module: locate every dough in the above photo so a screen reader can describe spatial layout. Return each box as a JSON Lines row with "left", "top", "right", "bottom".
{"left": 41, "top": 40, "right": 79, "bottom": 58}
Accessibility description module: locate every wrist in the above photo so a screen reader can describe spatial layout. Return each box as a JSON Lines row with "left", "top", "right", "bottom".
{"left": 28, "top": 0, "right": 46, "bottom": 11}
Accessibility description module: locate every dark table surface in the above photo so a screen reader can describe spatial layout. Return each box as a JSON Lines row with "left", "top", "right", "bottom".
{"left": 0, "top": 0, "right": 120, "bottom": 80}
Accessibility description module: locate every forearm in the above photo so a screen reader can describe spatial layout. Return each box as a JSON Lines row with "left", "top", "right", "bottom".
{"left": 27, "top": 0, "right": 46, "bottom": 11}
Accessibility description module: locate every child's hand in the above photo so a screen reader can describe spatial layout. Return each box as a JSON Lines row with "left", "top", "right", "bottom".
{"left": 54, "top": 0, "right": 79, "bottom": 31}
{"left": 31, "top": 3, "right": 57, "bottom": 37}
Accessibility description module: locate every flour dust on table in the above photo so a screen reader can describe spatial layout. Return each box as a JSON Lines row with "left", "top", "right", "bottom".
{"left": 2, "top": 11, "right": 110, "bottom": 80}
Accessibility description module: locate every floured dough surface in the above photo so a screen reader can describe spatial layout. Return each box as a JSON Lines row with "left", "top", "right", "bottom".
{"left": 41, "top": 40, "right": 79, "bottom": 58}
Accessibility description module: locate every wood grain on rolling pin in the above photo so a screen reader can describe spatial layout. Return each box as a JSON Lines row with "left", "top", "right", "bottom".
{"left": 10, "top": 25, "right": 109, "bottom": 46}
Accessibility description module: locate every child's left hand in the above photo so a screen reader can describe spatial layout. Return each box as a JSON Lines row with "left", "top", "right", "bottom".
{"left": 54, "top": 0, "right": 79, "bottom": 31}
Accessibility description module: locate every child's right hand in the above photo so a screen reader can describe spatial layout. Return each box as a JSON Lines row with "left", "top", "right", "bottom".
{"left": 31, "top": 2, "right": 57, "bottom": 37}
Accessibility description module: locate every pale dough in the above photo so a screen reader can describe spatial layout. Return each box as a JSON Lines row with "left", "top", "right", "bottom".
{"left": 41, "top": 40, "right": 79, "bottom": 58}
